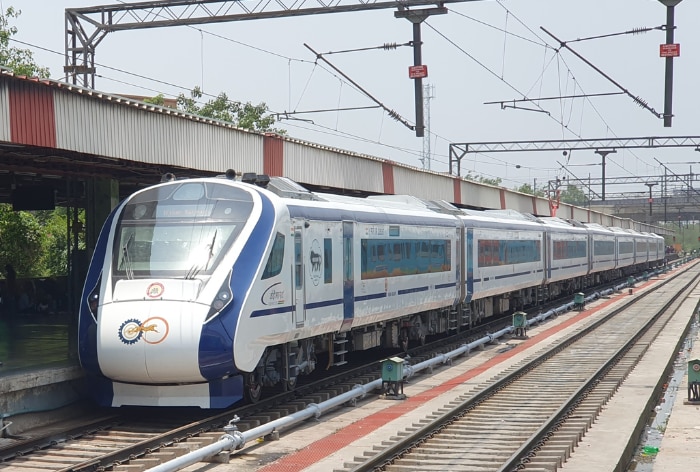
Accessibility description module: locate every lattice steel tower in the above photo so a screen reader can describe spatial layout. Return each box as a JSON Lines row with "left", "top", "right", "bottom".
{"left": 421, "top": 83, "right": 435, "bottom": 170}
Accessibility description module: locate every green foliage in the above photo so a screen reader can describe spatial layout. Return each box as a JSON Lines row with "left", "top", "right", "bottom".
{"left": 464, "top": 171, "right": 502, "bottom": 187}
{"left": 0, "top": 7, "right": 50, "bottom": 78}
{"left": 0, "top": 205, "right": 46, "bottom": 277}
{"left": 0, "top": 206, "right": 83, "bottom": 278}
{"left": 559, "top": 184, "right": 589, "bottom": 206}
{"left": 144, "top": 94, "right": 166, "bottom": 106}
{"left": 176, "top": 86, "right": 285, "bottom": 134}
{"left": 514, "top": 183, "right": 545, "bottom": 197}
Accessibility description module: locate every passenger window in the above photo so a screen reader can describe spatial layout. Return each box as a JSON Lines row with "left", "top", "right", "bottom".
{"left": 262, "top": 232, "right": 285, "bottom": 279}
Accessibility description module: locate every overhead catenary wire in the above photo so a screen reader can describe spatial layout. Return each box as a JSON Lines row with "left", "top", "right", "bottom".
{"left": 566, "top": 25, "right": 666, "bottom": 44}
{"left": 303, "top": 43, "right": 416, "bottom": 132}
{"left": 540, "top": 26, "right": 662, "bottom": 120}
{"left": 469, "top": 4, "right": 656, "bottom": 180}
{"left": 486, "top": 2, "right": 654, "bottom": 180}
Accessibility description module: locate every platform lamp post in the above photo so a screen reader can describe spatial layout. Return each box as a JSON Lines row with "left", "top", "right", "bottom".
{"left": 645, "top": 182, "right": 657, "bottom": 223}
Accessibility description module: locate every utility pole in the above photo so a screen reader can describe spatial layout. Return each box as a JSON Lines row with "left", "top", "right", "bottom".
{"left": 645, "top": 182, "right": 657, "bottom": 222}
{"left": 659, "top": 0, "right": 683, "bottom": 127}
{"left": 595, "top": 149, "right": 617, "bottom": 201}
{"left": 396, "top": 7, "right": 447, "bottom": 138}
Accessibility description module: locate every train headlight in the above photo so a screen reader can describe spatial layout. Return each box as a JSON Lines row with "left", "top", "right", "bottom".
{"left": 88, "top": 293, "right": 99, "bottom": 312}
{"left": 86, "top": 274, "right": 102, "bottom": 318}
{"left": 213, "top": 299, "right": 225, "bottom": 311}
{"left": 206, "top": 277, "right": 233, "bottom": 322}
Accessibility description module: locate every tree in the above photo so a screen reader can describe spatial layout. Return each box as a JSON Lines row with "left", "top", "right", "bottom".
{"left": 143, "top": 94, "right": 165, "bottom": 106}
{"left": 514, "top": 183, "right": 545, "bottom": 197}
{"left": 559, "top": 184, "right": 589, "bottom": 206}
{"left": 0, "top": 205, "right": 46, "bottom": 277}
{"left": 177, "top": 86, "right": 284, "bottom": 134}
{"left": 0, "top": 7, "right": 50, "bottom": 78}
{"left": 464, "top": 171, "right": 502, "bottom": 187}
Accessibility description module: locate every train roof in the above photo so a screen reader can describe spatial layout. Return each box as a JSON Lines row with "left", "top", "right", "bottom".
{"left": 537, "top": 217, "right": 588, "bottom": 232}
{"left": 461, "top": 208, "right": 540, "bottom": 222}
{"left": 583, "top": 222, "right": 614, "bottom": 232}
{"left": 260, "top": 176, "right": 463, "bottom": 217}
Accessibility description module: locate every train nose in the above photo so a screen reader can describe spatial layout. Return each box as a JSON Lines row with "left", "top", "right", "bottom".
{"left": 97, "top": 301, "right": 208, "bottom": 383}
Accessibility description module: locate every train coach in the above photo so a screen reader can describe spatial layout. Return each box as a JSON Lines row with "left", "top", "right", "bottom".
{"left": 78, "top": 172, "right": 664, "bottom": 408}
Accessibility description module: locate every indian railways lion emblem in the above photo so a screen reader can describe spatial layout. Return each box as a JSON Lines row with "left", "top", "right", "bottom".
{"left": 309, "top": 239, "right": 322, "bottom": 286}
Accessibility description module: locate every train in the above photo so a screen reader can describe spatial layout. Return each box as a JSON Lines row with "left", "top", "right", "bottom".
{"left": 78, "top": 171, "right": 666, "bottom": 408}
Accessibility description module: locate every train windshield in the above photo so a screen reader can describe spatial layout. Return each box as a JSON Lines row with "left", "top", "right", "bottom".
{"left": 112, "top": 181, "right": 254, "bottom": 279}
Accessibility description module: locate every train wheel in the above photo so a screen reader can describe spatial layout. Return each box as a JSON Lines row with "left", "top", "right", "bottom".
{"left": 286, "top": 376, "right": 298, "bottom": 391}
{"left": 245, "top": 372, "right": 263, "bottom": 403}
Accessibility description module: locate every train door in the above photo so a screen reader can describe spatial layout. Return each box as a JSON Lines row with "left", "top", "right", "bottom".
{"left": 457, "top": 224, "right": 464, "bottom": 304}
{"left": 465, "top": 227, "right": 473, "bottom": 303}
{"left": 545, "top": 231, "right": 552, "bottom": 279}
{"left": 340, "top": 221, "right": 354, "bottom": 332}
{"left": 294, "top": 225, "right": 306, "bottom": 327}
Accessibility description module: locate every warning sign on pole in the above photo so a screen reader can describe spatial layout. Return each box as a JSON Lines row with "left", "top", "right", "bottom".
{"left": 660, "top": 43, "right": 680, "bottom": 57}
{"left": 408, "top": 65, "right": 428, "bottom": 79}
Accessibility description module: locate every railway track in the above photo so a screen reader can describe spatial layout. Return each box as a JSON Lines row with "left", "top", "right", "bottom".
{"left": 0, "top": 265, "right": 687, "bottom": 472}
{"left": 345, "top": 265, "right": 699, "bottom": 472}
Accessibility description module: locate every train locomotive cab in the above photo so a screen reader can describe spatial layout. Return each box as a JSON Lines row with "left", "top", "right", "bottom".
{"left": 79, "top": 178, "right": 269, "bottom": 408}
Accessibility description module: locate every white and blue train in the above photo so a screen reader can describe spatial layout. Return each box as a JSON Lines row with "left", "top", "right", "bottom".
{"left": 78, "top": 172, "right": 665, "bottom": 408}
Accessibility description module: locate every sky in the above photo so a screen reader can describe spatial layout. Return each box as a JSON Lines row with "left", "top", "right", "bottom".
{"left": 7, "top": 0, "right": 700, "bottom": 198}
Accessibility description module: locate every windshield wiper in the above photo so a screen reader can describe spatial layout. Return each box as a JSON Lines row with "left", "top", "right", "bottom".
{"left": 185, "top": 230, "right": 218, "bottom": 279}
{"left": 205, "top": 230, "right": 217, "bottom": 271}
{"left": 120, "top": 232, "right": 135, "bottom": 280}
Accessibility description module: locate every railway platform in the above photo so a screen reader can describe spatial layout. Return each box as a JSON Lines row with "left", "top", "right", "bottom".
{"left": 0, "top": 312, "right": 85, "bottom": 437}
{"left": 193, "top": 262, "right": 698, "bottom": 472}
{"left": 559, "top": 270, "right": 700, "bottom": 472}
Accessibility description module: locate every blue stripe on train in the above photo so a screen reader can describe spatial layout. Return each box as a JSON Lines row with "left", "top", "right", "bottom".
{"left": 199, "top": 190, "right": 275, "bottom": 378}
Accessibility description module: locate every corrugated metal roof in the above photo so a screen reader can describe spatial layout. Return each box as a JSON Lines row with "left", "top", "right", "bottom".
{"left": 0, "top": 68, "right": 667, "bottom": 233}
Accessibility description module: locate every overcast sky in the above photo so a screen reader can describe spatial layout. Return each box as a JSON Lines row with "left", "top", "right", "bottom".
{"left": 8, "top": 0, "right": 700, "bottom": 197}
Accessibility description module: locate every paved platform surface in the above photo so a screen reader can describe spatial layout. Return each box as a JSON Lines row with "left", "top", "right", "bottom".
{"left": 560, "top": 267, "right": 700, "bottom": 471}
{"left": 642, "top": 295, "right": 700, "bottom": 471}
{"left": 178, "top": 266, "right": 694, "bottom": 472}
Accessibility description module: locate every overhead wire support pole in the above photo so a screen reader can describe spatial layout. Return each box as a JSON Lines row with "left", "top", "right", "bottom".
{"left": 304, "top": 43, "right": 416, "bottom": 131}
{"left": 659, "top": 0, "right": 683, "bottom": 127}
{"left": 594, "top": 149, "right": 616, "bottom": 201}
{"left": 395, "top": 6, "right": 448, "bottom": 138}
{"left": 540, "top": 26, "right": 662, "bottom": 120}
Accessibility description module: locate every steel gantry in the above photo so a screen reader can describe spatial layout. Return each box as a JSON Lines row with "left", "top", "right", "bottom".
{"left": 449, "top": 136, "right": 700, "bottom": 221}
{"left": 449, "top": 136, "right": 700, "bottom": 184}
{"left": 64, "top": 0, "right": 482, "bottom": 137}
